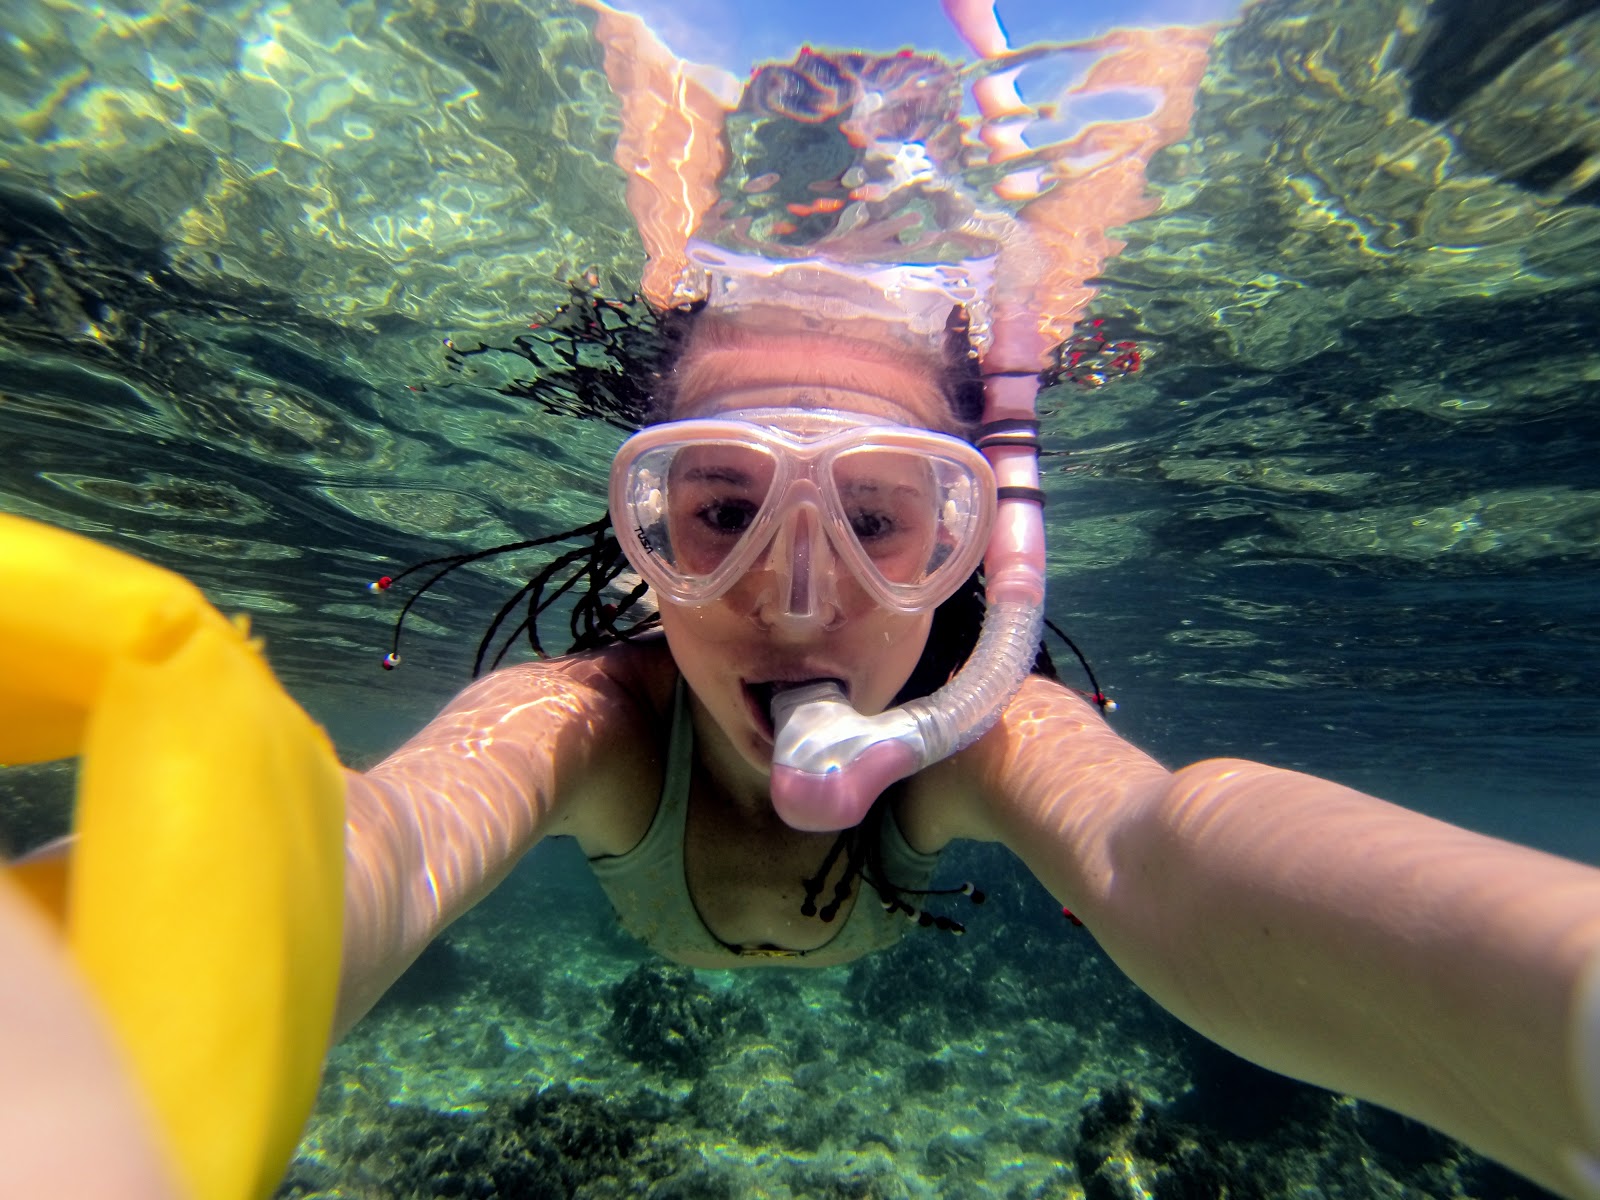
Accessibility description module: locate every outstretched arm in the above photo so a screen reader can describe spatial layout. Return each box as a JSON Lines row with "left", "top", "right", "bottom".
{"left": 962, "top": 675, "right": 1600, "bottom": 1199}
{"left": 336, "top": 650, "right": 653, "bottom": 1035}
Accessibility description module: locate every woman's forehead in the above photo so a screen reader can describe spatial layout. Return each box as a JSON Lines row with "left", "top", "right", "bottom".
{"left": 683, "top": 385, "right": 931, "bottom": 428}
{"left": 672, "top": 331, "right": 949, "bottom": 429}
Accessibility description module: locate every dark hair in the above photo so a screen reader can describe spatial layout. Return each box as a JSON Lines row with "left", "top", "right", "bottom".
{"left": 442, "top": 285, "right": 987, "bottom": 434}
{"left": 442, "top": 286, "right": 703, "bottom": 433}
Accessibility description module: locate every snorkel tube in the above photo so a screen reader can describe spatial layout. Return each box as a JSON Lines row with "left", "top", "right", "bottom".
{"left": 768, "top": 355, "right": 1046, "bottom": 832}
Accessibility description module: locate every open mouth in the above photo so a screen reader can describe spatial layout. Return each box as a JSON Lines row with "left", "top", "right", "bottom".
{"left": 743, "top": 678, "right": 847, "bottom": 737}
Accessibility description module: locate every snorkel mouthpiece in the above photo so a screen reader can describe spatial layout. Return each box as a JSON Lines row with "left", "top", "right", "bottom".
{"left": 768, "top": 683, "right": 925, "bottom": 831}
{"left": 768, "top": 595, "right": 1046, "bottom": 831}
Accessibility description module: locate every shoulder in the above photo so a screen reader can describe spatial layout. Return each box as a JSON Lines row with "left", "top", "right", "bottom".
{"left": 397, "top": 634, "right": 676, "bottom": 745}
{"left": 550, "top": 635, "right": 679, "bottom": 852}
{"left": 389, "top": 635, "right": 680, "bottom": 854}
{"left": 898, "top": 673, "right": 1165, "bottom": 853}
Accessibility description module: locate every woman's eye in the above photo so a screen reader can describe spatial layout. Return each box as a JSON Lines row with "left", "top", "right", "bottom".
{"left": 850, "top": 510, "right": 895, "bottom": 541}
{"left": 698, "top": 499, "right": 759, "bottom": 534}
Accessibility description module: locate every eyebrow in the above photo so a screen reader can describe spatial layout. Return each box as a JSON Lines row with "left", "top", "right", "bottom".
{"left": 681, "top": 464, "right": 757, "bottom": 486}
{"left": 836, "top": 478, "right": 929, "bottom": 500}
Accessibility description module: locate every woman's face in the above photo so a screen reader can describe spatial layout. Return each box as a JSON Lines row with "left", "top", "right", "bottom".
{"left": 653, "top": 325, "right": 954, "bottom": 774}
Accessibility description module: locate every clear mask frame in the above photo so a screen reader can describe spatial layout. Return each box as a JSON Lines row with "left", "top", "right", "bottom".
{"left": 610, "top": 408, "right": 997, "bottom": 617}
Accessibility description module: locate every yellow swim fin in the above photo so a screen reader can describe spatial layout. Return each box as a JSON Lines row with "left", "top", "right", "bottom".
{"left": 0, "top": 514, "right": 345, "bottom": 1200}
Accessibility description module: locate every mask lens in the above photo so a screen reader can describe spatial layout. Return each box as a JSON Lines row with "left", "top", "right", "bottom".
{"left": 830, "top": 447, "right": 984, "bottom": 590}
{"left": 625, "top": 440, "right": 779, "bottom": 580}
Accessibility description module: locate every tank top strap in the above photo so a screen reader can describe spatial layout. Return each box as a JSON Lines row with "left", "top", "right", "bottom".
{"left": 659, "top": 674, "right": 693, "bottom": 818}
{"left": 587, "top": 675, "right": 693, "bottom": 873}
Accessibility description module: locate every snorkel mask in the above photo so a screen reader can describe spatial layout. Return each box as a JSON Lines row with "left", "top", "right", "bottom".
{"left": 611, "top": 405, "right": 997, "bottom": 620}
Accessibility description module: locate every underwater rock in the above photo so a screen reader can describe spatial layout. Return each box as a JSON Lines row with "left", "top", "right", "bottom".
{"left": 1351, "top": 1101, "right": 1455, "bottom": 1176}
{"left": 792, "top": 1025, "right": 827, "bottom": 1066}
{"left": 1349, "top": 1102, "right": 1562, "bottom": 1199}
{"left": 687, "top": 1035, "right": 912, "bottom": 1159}
{"left": 901, "top": 1055, "right": 956, "bottom": 1096}
{"left": 464, "top": 1019, "right": 516, "bottom": 1071}
{"left": 273, "top": 1159, "right": 334, "bottom": 1198}
{"left": 640, "top": 1163, "right": 740, "bottom": 1200}
{"left": 689, "top": 1068, "right": 833, "bottom": 1154}
{"left": 606, "top": 964, "right": 763, "bottom": 1076}
{"left": 786, "top": 1161, "right": 911, "bottom": 1200}
{"left": 462, "top": 919, "right": 548, "bottom": 1022}
{"left": 1074, "top": 1069, "right": 1489, "bottom": 1200}
{"left": 1076, "top": 1083, "right": 1230, "bottom": 1200}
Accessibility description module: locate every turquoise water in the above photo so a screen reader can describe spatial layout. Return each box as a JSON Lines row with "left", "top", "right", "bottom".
{"left": 2, "top": 0, "right": 1597, "bottom": 1195}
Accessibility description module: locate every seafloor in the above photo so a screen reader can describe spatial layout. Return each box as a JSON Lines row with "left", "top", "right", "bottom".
{"left": 272, "top": 840, "right": 1557, "bottom": 1200}
{"left": 0, "top": 743, "right": 1568, "bottom": 1200}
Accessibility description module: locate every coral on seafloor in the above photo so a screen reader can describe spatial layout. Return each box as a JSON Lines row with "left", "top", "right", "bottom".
{"left": 606, "top": 964, "right": 765, "bottom": 1076}
{"left": 278, "top": 1084, "right": 686, "bottom": 1199}
{"left": 1073, "top": 1074, "right": 1553, "bottom": 1200}
{"left": 276, "top": 846, "right": 1561, "bottom": 1199}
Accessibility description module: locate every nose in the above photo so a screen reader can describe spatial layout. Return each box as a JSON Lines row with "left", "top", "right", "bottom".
{"left": 750, "top": 500, "right": 843, "bottom": 632}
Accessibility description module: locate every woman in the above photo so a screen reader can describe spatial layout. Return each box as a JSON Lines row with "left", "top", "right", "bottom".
{"left": 338, "top": 299, "right": 1600, "bottom": 1199}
